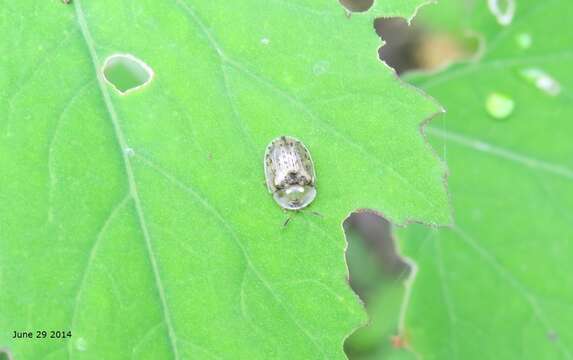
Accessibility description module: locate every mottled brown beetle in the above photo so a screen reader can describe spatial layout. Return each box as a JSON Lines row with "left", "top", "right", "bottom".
{"left": 264, "top": 136, "right": 317, "bottom": 210}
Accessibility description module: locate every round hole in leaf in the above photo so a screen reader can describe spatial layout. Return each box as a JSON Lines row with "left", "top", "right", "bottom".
{"left": 339, "top": 0, "right": 374, "bottom": 12}
{"left": 102, "top": 54, "right": 153, "bottom": 95}
{"left": 0, "top": 348, "right": 13, "bottom": 360}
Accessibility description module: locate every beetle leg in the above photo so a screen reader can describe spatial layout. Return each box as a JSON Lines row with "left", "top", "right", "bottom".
{"left": 311, "top": 211, "right": 324, "bottom": 218}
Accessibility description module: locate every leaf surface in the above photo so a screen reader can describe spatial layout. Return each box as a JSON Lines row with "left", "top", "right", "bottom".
{"left": 0, "top": 0, "right": 449, "bottom": 358}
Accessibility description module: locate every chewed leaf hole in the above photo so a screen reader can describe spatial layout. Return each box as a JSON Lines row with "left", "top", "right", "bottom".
{"left": 343, "top": 210, "right": 414, "bottom": 357}
{"left": 343, "top": 211, "right": 411, "bottom": 301}
{"left": 375, "top": 17, "right": 481, "bottom": 75}
{"left": 339, "top": 0, "right": 373, "bottom": 13}
{"left": 0, "top": 348, "right": 13, "bottom": 360}
{"left": 102, "top": 54, "right": 153, "bottom": 95}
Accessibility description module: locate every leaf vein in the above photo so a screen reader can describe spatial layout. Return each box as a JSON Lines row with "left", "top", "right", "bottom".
{"left": 47, "top": 79, "right": 96, "bottom": 224}
{"left": 175, "top": 0, "right": 442, "bottom": 216}
{"left": 68, "top": 194, "right": 130, "bottom": 356}
{"left": 452, "top": 226, "right": 573, "bottom": 359}
{"left": 225, "top": 57, "right": 444, "bottom": 213}
{"left": 433, "top": 237, "right": 459, "bottom": 358}
{"left": 135, "top": 153, "right": 326, "bottom": 357}
{"left": 426, "top": 126, "right": 573, "bottom": 180}
{"left": 73, "top": 1, "right": 180, "bottom": 358}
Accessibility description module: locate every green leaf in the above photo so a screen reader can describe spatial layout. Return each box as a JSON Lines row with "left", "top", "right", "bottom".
{"left": 398, "top": 0, "right": 573, "bottom": 358}
{"left": 0, "top": 0, "right": 449, "bottom": 358}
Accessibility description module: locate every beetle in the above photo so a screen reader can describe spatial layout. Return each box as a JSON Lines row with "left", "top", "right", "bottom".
{"left": 264, "top": 135, "right": 317, "bottom": 211}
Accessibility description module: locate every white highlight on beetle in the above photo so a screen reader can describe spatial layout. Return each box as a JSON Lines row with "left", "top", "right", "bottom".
{"left": 487, "top": 0, "right": 515, "bottom": 26}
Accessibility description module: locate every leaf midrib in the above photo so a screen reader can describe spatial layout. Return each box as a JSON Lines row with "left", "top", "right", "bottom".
{"left": 72, "top": 1, "right": 180, "bottom": 358}
{"left": 71, "top": 1, "right": 330, "bottom": 358}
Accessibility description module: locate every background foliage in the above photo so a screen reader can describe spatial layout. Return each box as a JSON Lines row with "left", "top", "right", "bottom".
{"left": 347, "top": 0, "right": 573, "bottom": 359}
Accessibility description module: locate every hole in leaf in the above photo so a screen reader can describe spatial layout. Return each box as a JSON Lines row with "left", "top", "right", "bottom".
{"left": 0, "top": 348, "right": 13, "bottom": 360}
{"left": 339, "top": 0, "right": 373, "bottom": 13}
{"left": 375, "top": 17, "right": 481, "bottom": 75}
{"left": 487, "top": 0, "right": 515, "bottom": 26}
{"left": 102, "top": 54, "right": 153, "bottom": 95}
{"left": 344, "top": 211, "right": 411, "bottom": 301}
{"left": 343, "top": 210, "right": 413, "bottom": 357}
